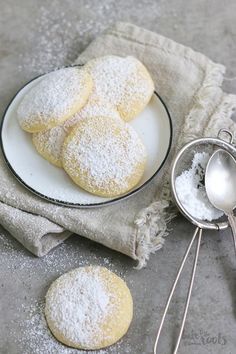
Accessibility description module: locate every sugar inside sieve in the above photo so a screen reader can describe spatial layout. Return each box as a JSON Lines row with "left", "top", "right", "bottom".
{"left": 154, "top": 129, "right": 236, "bottom": 354}
{"left": 171, "top": 133, "right": 236, "bottom": 230}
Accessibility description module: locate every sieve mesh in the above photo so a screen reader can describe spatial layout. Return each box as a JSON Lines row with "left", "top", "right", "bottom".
{"left": 171, "top": 135, "right": 236, "bottom": 230}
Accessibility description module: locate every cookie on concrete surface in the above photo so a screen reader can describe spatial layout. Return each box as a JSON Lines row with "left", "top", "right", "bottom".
{"left": 84, "top": 55, "right": 154, "bottom": 122}
{"left": 62, "top": 115, "right": 147, "bottom": 197}
{"left": 45, "top": 266, "right": 133, "bottom": 350}
{"left": 17, "top": 67, "right": 93, "bottom": 133}
{"left": 32, "top": 97, "right": 121, "bottom": 167}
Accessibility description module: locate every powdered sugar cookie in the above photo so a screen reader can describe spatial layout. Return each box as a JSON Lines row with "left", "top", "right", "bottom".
{"left": 85, "top": 55, "right": 154, "bottom": 121}
{"left": 62, "top": 115, "right": 147, "bottom": 197}
{"left": 45, "top": 266, "right": 133, "bottom": 350}
{"left": 17, "top": 67, "right": 93, "bottom": 133}
{"left": 32, "top": 98, "right": 121, "bottom": 167}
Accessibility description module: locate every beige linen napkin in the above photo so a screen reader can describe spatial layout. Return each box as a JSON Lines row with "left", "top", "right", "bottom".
{"left": 1, "top": 22, "right": 236, "bottom": 268}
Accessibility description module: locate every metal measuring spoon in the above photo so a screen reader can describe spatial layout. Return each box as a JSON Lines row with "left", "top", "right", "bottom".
{"left": 205, "top": 149, "right": 236, "bottom": 252}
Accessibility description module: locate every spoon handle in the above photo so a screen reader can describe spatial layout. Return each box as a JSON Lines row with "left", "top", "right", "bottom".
{"left": 228, "top": 213, "right": 236, "bottom": 255}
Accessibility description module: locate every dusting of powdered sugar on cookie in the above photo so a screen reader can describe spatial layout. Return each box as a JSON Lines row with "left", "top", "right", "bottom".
{"left": 17, "top": 67, "right": 91, "bottom": 131}
{"left": 45, "top": 267, "right": 115, "bottom": 348}
{"left": 33, "top": 98, "right": 121, "bottom": 166}
{"left": 63, "top": 116, "right": 147, "bottom": 196}
{"left": 33, "top": 125, "right": 68, "bottom": 166}
{"left": 85, "top": 56, "right": 154, "bottom": 110}
{"left": 64, "top": 96, "right": 121, "bottom": 129}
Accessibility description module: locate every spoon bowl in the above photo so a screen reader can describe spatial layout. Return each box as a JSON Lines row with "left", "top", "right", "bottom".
{"left": 205, "top": 149, "right": 236, "bottom": 214}
{"left": 205, "top": 148, "right": 236, "bottom": 253}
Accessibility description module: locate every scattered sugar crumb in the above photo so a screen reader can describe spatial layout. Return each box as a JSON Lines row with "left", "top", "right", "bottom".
{"left": 0, "top": 233, "right": 117, "bottom": 274}
{"left": 17, "top": 0, "right": 164, "bottom": 76}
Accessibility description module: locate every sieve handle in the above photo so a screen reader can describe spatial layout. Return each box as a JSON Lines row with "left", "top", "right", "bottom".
{"left": 217, "top": 129, "right": 234, "bottom": 145}
{"left": 228, "top": 213, "right": 236, "bottom": 256}
{"left": 153, "top": 227, "right": 202, "bottom": 354}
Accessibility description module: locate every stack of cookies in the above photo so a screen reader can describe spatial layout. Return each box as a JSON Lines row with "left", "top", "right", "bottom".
{"left": 17, "top": 56, "right": 154, "bottom": 197}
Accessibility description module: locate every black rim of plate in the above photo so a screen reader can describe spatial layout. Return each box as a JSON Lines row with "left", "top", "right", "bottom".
{"left": 0, "top": 66, "right": 173, "bottom": 208}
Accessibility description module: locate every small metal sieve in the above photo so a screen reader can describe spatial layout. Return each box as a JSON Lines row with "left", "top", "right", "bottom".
{"left": 154, "top": 129, "right": 236, "bottom": 354}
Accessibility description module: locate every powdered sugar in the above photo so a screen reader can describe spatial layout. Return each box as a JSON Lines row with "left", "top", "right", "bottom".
{"left": 21, "top": 300, "right": 78, "bottom": 354}
{"left": 17, "top": 1, "right": 164, "bottom": 76}
{"left": 175, "top": 152, "right": 224, "bottom": 221}
{"left": 85, "top": 56, "right": 154, "bottom": 120}
{"left": 85, "top": 56, "right": 137, "bottom": 105}
{"left": 45, "top": 267, "right": 115, "bottom": 348}
{"left": 17, "top": 67, "right": 91, "bottom": 131}
{"left": 33, "top": 97, "right": 121, "bottom": 166}
{"left": 63, "top": 116, "right": 147, "bottom": 196}
{"left": 33, "top": 124, "right": 68, "bottom": 166}
{"left": 65, "top": 96, "right": 121, "bottom": 129}
{"left": 18, "top": 300, "right": 130, "bottom": 354}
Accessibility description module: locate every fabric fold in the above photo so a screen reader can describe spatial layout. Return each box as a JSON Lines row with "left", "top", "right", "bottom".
{"left": 0, "top": 201, "right": 71, "bottom": 256}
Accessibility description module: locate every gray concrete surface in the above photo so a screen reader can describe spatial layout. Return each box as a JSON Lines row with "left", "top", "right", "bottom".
{"left": 0, "top": 1, "right": 236, "bottom": 353}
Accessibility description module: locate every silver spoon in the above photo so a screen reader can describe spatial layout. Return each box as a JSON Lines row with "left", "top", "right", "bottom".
{"left": 205, "top": 149, "right": 236, "bottom": 253}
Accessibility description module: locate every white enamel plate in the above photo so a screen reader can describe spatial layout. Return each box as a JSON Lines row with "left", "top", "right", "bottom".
{"left": 0, "top": 68, "right": 172, "bottom": 208}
